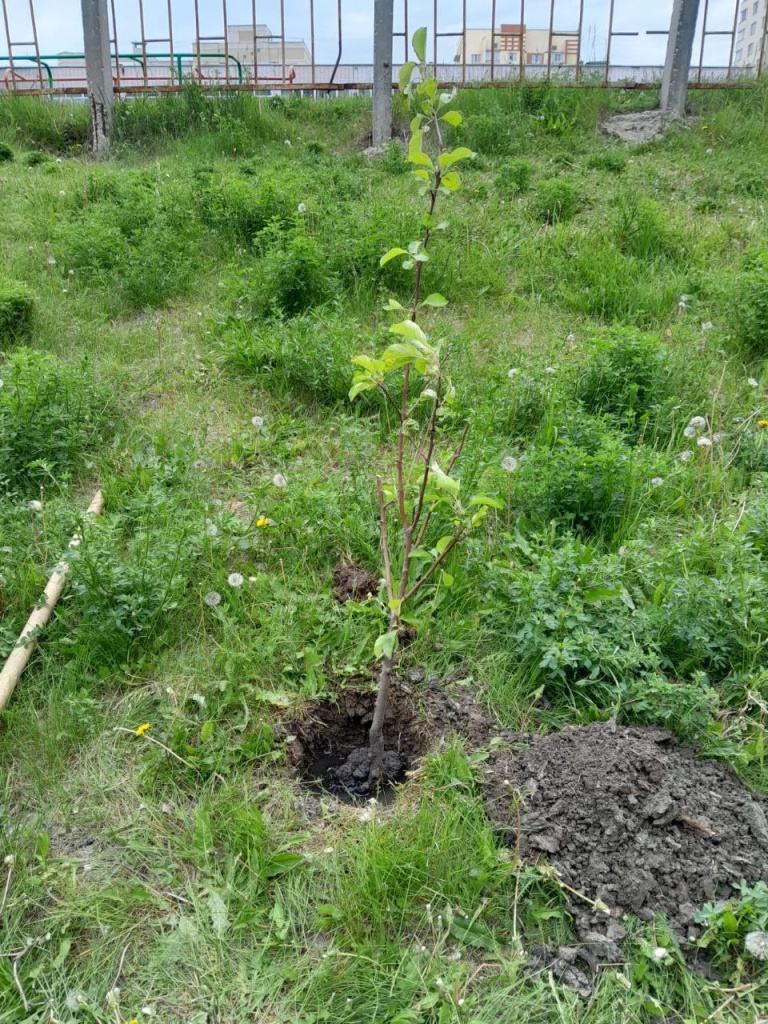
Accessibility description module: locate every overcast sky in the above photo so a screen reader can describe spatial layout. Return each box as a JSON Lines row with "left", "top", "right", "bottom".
{"left": 7, "top": 0, "right": 739, "bottom": 66}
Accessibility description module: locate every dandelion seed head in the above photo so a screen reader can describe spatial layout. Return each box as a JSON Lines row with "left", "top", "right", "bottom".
{"left": 702, "top": 321, "right": 713, "bottom": 331}
{"left": 206, "top": 523, "right": 218, "bottom": 537}
{"left": 297, "top": 202, "right": 307, "bottom": 213}
{"left": 227, "top": 572, "right": 244, "bottom": 587}
{"left": 745, "top": 931, "right": 768, "bottom": 960}
{"left": 650, "top": 477, "right": 663, "bottom": 487}
{"left": 697, "top": 436, "right": 712, "bottom": 447}
{"left": 273, "top": 473, "right": 287, "bottom": 488}
{"left": 46, "top": 255, "right": 56, "bottom": 266}
{"left": 28, "top": 500, "right": 42, "bottom": 512}
{"left": 501, "top": 455, "right": 518, "bottom": 473}
{"left": 683, "top": 426, "right": 696, "bottom": 438}
{"left": 680, "top": 450, "right": 693, "bottom": 462}
{"left": 748, "top": 378, "right": 759, "bottom": 388}
{"left": 688, "top": 416, "right": 707, "bottom": 430}
{"left": 566, "top": 333, "right": 576, "bottom": 343}
{"left": 251, "top": 415, "right": 264, "bottom": 428}
{"left": 652, "top": 947, "right": 669, "bottom": 962}
{"left": 507, "top": 367, "right": 520, "bottom": 378}
{"left": 545, "top": 366, "right": 556, "bottom": 375}
{"left": 203, "top": 590, "right": 222, "bottom": 607}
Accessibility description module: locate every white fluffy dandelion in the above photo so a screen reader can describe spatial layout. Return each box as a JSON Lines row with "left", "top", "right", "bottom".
{"left": 205, "top": 523, "right": 218, "bottom": 538}
{"left": 46, "top": 255, "right": 56, "bottom": 266}
{"left": 701, "top": 321, "right": 713, "bottom": 331}
{"left": 697, "top": 436, "right": 712, "bottom": 448}
{"left": 745, "top": 931, "right": 768, "bottom": 960}
{"left": 501, "top": 456, "right": 518, "bottom": 472}
{"left": 652, "top": 947, "right": 669, "bottom": 962}
{"left": 28, "top": 500, "right": 42, "bottom": 512}
{"left": 748, "top": 378, "right": 759, "bottom": 388}
{"left": 507, "top": 368, "right": 520, "bottom": 379}
{"left": 650, "top": 477, "right": 664, "bottom": 487}
{"left": 203, "top": 591, "right": 222, "bottom": 607}
{"left": 545, "top": 366, "right": 557, "bottom": 375}
{"left": 679, "top": 450, "right": 693, "bottom": 462}
{"left": 683, "top": 426, "right": 696, "bottom": 438}
{"left": 227, "top": 573, "right": 244, "bottom": 588}
{"left": 688, "top": 416, "right": 707, "bottom": 430}
{"left": 297, "top": 202, "right": 307, "bottom": 213}
{"left": 566, "top": 333, "right": 576, "bottom": 344}
{"left": 251, "top": 415, "right": 264, "bottom": 428}
{"left": 273, "top": 472, "right": 287, "bottom": 488}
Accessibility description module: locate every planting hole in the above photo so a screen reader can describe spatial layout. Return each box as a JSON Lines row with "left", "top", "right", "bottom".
{"left": 287, "top": 688, "right": 427, "bottom": 803}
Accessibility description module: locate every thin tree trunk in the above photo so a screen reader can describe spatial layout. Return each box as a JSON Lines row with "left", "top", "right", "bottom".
{"left": 368, "top": 651, "right": 393, "bottom": 787}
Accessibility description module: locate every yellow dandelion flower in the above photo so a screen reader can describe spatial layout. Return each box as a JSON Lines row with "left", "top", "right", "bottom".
{"left": 135, "top": 722, "right": 151, "bottom": 737}
{"left": 256, "top": 516, "right": 269, "bottom": 528}
{"left": 758, "top": 420, "right": 768, "bottom": 428}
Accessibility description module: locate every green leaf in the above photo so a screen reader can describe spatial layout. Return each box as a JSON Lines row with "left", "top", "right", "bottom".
{"left": 439, "top": 146, "right": 475, "bottom": 170}
{"left": 441, "top": 571, "right": 454, "bottom": 587}
{"left": 349, "top": 380, "right": 376, "bottom": 401}
{"left": 421, "top": 293, "right": 448, "bottom": 308}
{"left": 469, "top": 494, "right": 503, "bottom": 509}
{"left": 208, "top": 888, "right": 229, "bottom": 938}
{"left": 412, "top": 27, "right": 427, "bottom": 62}
{"left": 435, "top": 534, "right": 454, "bottom": 555}
{"left": 253, "top": 688, "right": 294, "bottom": 706}
{"left": 429, "top": 462, "right": 460, "bottom": 497}
{"left": 52, "top": 939, "right": 71, "bottom": 970}
{"left": 381, "top": 341, "right": 423, "bottom": 372}
{"left": 264, "top": 852, "right": 304, "bottom": 878}
{"left": 352, "top": 354, "right": 384, "bottom": 372}
{"left": 384, "top": 297, "right": 404, "bottom": 311}
{"left": 407, "top": 131, "right": 434, "bottom": 170}
{"left": 200, "top": 720, "right": 214, "bottom": 743}
{"left": 441, "top": 171, "right": 461, "bottom": 191}
{"left": 374, "top": 631, "right": 398, "bottom": 660}
{"left": 388, "top": 597, "right": 403, "bottom": 614}
{"left": 271, "top": 899, "right": 289, "bottom": 939}
{"left": 441, "top": 110, "right": 463, "bottom": 126}
{"left": 381, "top": 247, "right": 408, "bottom": 267}
{"left": 399, "top": 61, "right": 416, "bottom": 90}
{"left": 388, "top": 319, "right": 428, "bottom": 345}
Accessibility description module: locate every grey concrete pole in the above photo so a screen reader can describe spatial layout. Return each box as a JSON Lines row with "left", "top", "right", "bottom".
{"left": 660, "top": 0, "right": 701, "bottom": 116}
{"left": 81, "top": 0, "right": 114, "bottom": 153}
{"left": 372, "top": 0, "right": 395, "bottom": 146}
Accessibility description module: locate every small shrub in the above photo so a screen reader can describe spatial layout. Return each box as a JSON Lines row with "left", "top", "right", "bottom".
{"left": 737, "top": 249, "right": 768, "bottom": 356}
{"left": 200, "top": 173, "right": 296, "bottom": 245}
{"left": 0, "top": 142, "right": 13, "bottom": 162}
{"left": 573, "top": 328, "right": 670, "bottom": 429}
{"left": 381, "top": 141, "right": 408, "bottom": 175}
{"left": 0, "top": 348, "right": 114, "bottom": 495}
{"left": 586, "top": 149, "right": 627, "bottom": 173}
{"left": 255, "top": 224, "right": 333, "bottom": 316}
{"left": 21, "top": 149, "right": 52, "bottom": 167}
{"left": 495, "top": 157, "right": 534, "bottom": 197}
{"left": 532, "top": 177, "right": 580, "bottom": 223}
{"left": 613, "top": 193, "right": 681, "bottom": 262}
{"left": 0, "top": 280, "right": 34, "bottom": 342}
{"left": 221, "top": 308, "right": 359, "bottom": 403}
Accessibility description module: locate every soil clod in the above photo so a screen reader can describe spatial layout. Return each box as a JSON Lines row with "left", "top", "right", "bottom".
{"left": 332, "top": 560, "right": 380, "bottom": 604}
{"left": 480, "top": 722, "right": 768, "bottom": 952}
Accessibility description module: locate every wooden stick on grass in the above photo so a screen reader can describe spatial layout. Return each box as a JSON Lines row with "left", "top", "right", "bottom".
{"left": 0, "top": 490, "right": 104, "bottom": 711}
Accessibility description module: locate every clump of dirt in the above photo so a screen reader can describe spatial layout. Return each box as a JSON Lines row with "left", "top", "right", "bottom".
{"left": 602, "top": 109, "right": 672, "bottom": 144}
{"left": 480, "top": 723, "right": 768, "bottom": 953}
{"left": 332, "top": 560, "right": 380, "bottom": 603}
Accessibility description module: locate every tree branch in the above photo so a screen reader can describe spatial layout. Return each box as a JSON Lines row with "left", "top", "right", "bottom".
{"left": 376, "top": 476, "right": 394, "bottom": 605}
{"left": 403, "top": 529, "right": 465, "bottom": 603}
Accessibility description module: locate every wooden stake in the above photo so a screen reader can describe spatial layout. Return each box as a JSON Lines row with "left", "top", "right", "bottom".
{"left": 0, "top": 490, "right": 104, "bottom": 711}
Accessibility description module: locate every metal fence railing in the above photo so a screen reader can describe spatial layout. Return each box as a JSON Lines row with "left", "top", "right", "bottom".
{"left": 1, "top": 0, "right": 766, "bottom": 95}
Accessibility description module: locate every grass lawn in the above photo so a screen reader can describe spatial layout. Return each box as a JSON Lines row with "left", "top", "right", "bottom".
{"left": 0, "top": 78, "right": 768, "bottom": 1021}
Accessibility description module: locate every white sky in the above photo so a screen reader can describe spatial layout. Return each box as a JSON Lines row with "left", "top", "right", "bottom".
{"left": 5, "top": 0, "right": 739, "bottom": 66}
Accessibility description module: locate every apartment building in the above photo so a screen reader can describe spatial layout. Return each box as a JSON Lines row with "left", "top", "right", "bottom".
{"left": 455, "top": 24, "right": 579, "bottom": 68}
{"left": 199, "top": 24, "right": 312, "bottom": 68}
{"left": 734, "top": 0, "right": 767, "bottom": 69}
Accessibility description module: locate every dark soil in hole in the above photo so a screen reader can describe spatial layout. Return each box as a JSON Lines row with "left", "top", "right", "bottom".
{"left": 480, "top": 722, "right": 768, "bottom": 963}
{"left": 332, "top": 560, "right": 379, "bottom": 604}
{"left": 286, "top": 687, "right": 428, "bottom": 802}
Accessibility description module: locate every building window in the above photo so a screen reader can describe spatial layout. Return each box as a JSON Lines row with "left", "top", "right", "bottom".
{"left": 740, "top": 9, "right": 747, "bottom": 19}
{"left": 530, "top": 53, "right": 543, "bottom": 64}
{"left": 751, "top": 21, "right": 757, "bottom": 33}
{"left": 753, "top": 1, "right": 759, "bottom": 12}
{"left": 551, "top": 50, "right": 565, "bottom": 64}
{"left": 507, "top": 51, "right": 519, "bottom": 63}
{"left": 748, "top": 41, "right": 755, "bottom": 55}
{"left": 470, "top": 53, "right": 481, "bottom": 64}
{"left": 736, "top": 48, "right": 743, "bottom": 60}
{"left": 738, "top": 27, "right": 746, "bottom": 40}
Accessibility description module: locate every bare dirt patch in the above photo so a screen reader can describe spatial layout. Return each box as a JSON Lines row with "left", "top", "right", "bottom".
{"left": 602, "top": 109, "right": 672, "bottom": 144}
{"left": 332, "top": 559, "right": 380, "bottom": 604}
{"left": 480, "top": 722, "right": 768, "bottom": 956}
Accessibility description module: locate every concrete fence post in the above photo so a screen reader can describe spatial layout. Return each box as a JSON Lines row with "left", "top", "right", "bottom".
{"left": 81, "top": 0, "right": 114, "bottom": 153}
{"left": 372, "top": 0, "right": 395, "bottom": 146}
{"left": 660, "top": 0, "right": 702, "bottom": 116}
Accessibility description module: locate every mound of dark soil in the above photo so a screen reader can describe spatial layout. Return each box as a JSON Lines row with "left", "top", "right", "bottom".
{"left": 332, "top": 560, "right": 379, "bottom": 603}
{"left": 480, "top": 723, "right": 768, "bottom": 953}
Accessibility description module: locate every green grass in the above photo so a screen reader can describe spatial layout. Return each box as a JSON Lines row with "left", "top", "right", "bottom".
{"left": 1, "top": 82, "right": 768, "bottom": 1021}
